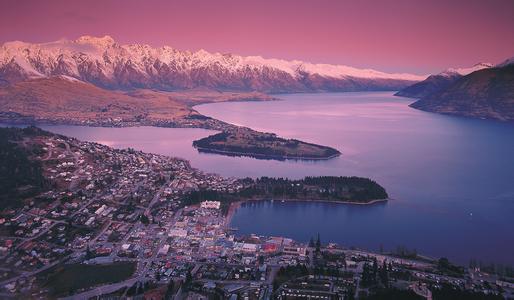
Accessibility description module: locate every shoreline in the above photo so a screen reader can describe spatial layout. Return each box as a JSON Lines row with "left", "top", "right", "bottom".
{"left": 194, "top": 146, "right": 341, "bottom": 161}
{"left": 224, "top": 200, "right": 243, "bottom": 227}
{"left": 224, "top": 197, "right": 389, "bottom": 228}
{"left": 242, "top": 197, "right": 389, "bottom": 206}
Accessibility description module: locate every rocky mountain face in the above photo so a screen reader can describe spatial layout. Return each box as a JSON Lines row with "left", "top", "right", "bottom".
{"left": 0, "top": 36, "right": 423, "bottom": 92}
{"left": 395, "top": 63, "right": 492, "bottom": 98}
{"left": 409, "top": 64, "right": 514, "bottom": 121}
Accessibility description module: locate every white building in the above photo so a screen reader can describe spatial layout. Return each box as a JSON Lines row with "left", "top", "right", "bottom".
{"left": 158, "top": 244, "right": 170, "bottom": 255}
{"left": 201, "top": 201, "right": 221, "bottom": 210}
{"left": 242, "top": 243, "right": 259, "bottom": 253}
{"left": 283, "top": 246, "right": 307, "bottom": 257}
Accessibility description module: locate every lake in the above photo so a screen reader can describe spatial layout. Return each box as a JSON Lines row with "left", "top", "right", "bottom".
{"left": 196, "top": 92, "right": 514, "bottom": 265}
{"left": 9, "top": 92, "right": 514, "bottom": 265}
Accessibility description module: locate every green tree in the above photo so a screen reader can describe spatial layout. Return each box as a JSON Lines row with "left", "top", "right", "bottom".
{"left": 85, "top": 244, "right": 93, "bottom": 259}
{"left": 183, "top": 270, "right": 193, "bottom": 291}
{"left": 140, "top": 214, "right": 150, "bottom": 225}
{"left": 372, "top": 258, "right": 378, "bottom": 281}
{"left": 380, "top": 260, "right": 389, "bottom": 287}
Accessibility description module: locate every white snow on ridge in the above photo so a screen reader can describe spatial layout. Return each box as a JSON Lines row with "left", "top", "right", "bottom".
{"left": 238, "top": 55, "right": 426, "bottom": 80}
{"left": 440, "top": 62, "right": 493, "bottom": 77}
{"left": 0, "top": 36, "right": 427, "bottom": 82}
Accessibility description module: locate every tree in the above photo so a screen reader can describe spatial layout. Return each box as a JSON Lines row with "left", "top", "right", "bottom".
{"left": 438, "top": 257, "right": 450, "bottom": 269}
{"left": 380, "top": 260, "right": 389, "bottom": 287}
{"left": 437, "top": 257, "right": 464, "bottom": 276}
{"left": 140, "top": 214, "right": 150, "bottom": 225}
{"left": 183, "top": 270, "right": 193, "bottom": 291}
{"left": 361, "top": 262, "right": 372, "bottom": 287}
{"left": 345, "top": 287, "right": 356, "bottom": 300}
{"left": 85, "top": 244, "right": 93, "bottom": 259}
{"left": 362, "top": 261, "right": 378, "bottom": 287}
{"left": 164, "top": 280, "right": 175, "bottom": 300}
{"left": 372, "top": 258, "right": 378, "bottom": 279}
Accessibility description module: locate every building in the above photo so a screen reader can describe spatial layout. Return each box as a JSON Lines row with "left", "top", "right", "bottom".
{"left": 283, "top": 246, "right": 307, "bottom": 257}
{"left": 242, "top": 243, "right": 259, "bottom": 253}
{"left": 168, "top": 229, "right": 188, "bottom": 237}
{"left": 201, "top": 201, "right": 221, "bottom": 210}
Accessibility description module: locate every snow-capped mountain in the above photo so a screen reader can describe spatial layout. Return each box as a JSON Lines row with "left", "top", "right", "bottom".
{"left": 395, "top": 58, "right": 514, "bottom": 121}
{"left": 0, "top": 35, "right": 424, "bottom": 92}
{"left": 395, "top": 62, "right": 492, "bottom": 98}
{"left": 409, "top": 63, "right": 514, "bottom": 121}
{"left": 438, "top": 62, "right": 493, "bottom": 77}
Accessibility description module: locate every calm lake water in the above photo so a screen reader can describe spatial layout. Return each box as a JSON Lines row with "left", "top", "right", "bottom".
{"left": 7, "top": 92, "right": 514, "bottom": 265}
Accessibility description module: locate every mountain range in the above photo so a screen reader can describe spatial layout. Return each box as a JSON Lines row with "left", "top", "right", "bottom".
{"left": 1, "top": 35, "right": 513, "bottom": 122}
{"left": 0, "top": 35, "right": 424, "bottom": 93}
{"left": 396, "top": 59, "right": 514, "bottom": 121}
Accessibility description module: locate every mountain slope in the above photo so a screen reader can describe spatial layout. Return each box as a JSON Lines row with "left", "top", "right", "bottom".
{"left": 395, "top": 63, "right": 492, "bottom": 98}
{"left": 0, "top": 76, "right": 276, "bottom": 125}
{"left": 0, "top": 36, "right": 424, "bottom": 92}
{"left": 0, "top": 76, "right": 191, "bottom": 123}
{"left": 410, "top": 65, "right": 514, "bottom": 121}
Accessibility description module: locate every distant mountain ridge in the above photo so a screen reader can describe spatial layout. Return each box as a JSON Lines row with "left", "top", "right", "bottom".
{"left": 400, "top": 60, "right": 514, "bottom": 121}
{"left": 395, "top": 63, "right": 492, "bottom": 98}
{"left": 0, "top": 35, "right": 424, "bottom": 92}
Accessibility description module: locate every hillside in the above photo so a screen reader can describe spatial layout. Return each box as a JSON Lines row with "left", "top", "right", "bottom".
{"left": 0, "top": 76, "right": 195, "bottom": 125}
{"left": 410, "top": 65, "right": 514, "bottom": 121}
{"left": 0, "top": 76, "right": 274, "bottom": 125}
{"left": 395, "top": 73, "right": 462, "bottom": 99}
{"left": 395, "top": 63, "right": 492, "bottom": 98}
{"left": 0, "top": 127, "right": 49, "bottom": 209}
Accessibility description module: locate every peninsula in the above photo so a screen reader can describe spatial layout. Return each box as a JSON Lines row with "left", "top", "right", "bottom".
{"left": 181, "top": 175, "right": 389, "bottom": 213}
{"left": 0, "top": 77, "right": 340, "bottom": 161}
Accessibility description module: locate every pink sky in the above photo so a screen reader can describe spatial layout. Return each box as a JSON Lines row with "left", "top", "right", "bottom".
{"left": 1, "top": 0, "right": 513, "bottom": 74}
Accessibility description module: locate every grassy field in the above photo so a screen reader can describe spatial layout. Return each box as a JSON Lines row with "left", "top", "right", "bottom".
{"left": 43, "top": 261, "right": 136, "bottom": 297}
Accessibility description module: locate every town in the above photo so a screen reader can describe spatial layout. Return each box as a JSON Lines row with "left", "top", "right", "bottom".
{"left": 0, "top": 127, "right": 512, "bottom": 299}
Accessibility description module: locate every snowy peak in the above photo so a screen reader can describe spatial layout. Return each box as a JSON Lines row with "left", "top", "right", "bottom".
{"left": 75, "top": 35, "right": 117, "bottom": 48}
{"left": 0, "top": 35, "right": 425, "bottom": 92}
{"left": 236, "top": 55, "right": 425, "bottom": 81}
{"left": 440, "top": 62, "right": 493, "bottom": 77}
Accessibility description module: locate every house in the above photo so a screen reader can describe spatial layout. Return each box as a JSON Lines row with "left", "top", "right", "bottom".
{"left": 283, "top": 246, "right": 307, "bottom": 257}
{"left": 201, "top": 201, "right": 221, "bottom": 210}
{"left": 169, "top": 229, "right": 187, "bottom": 237}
